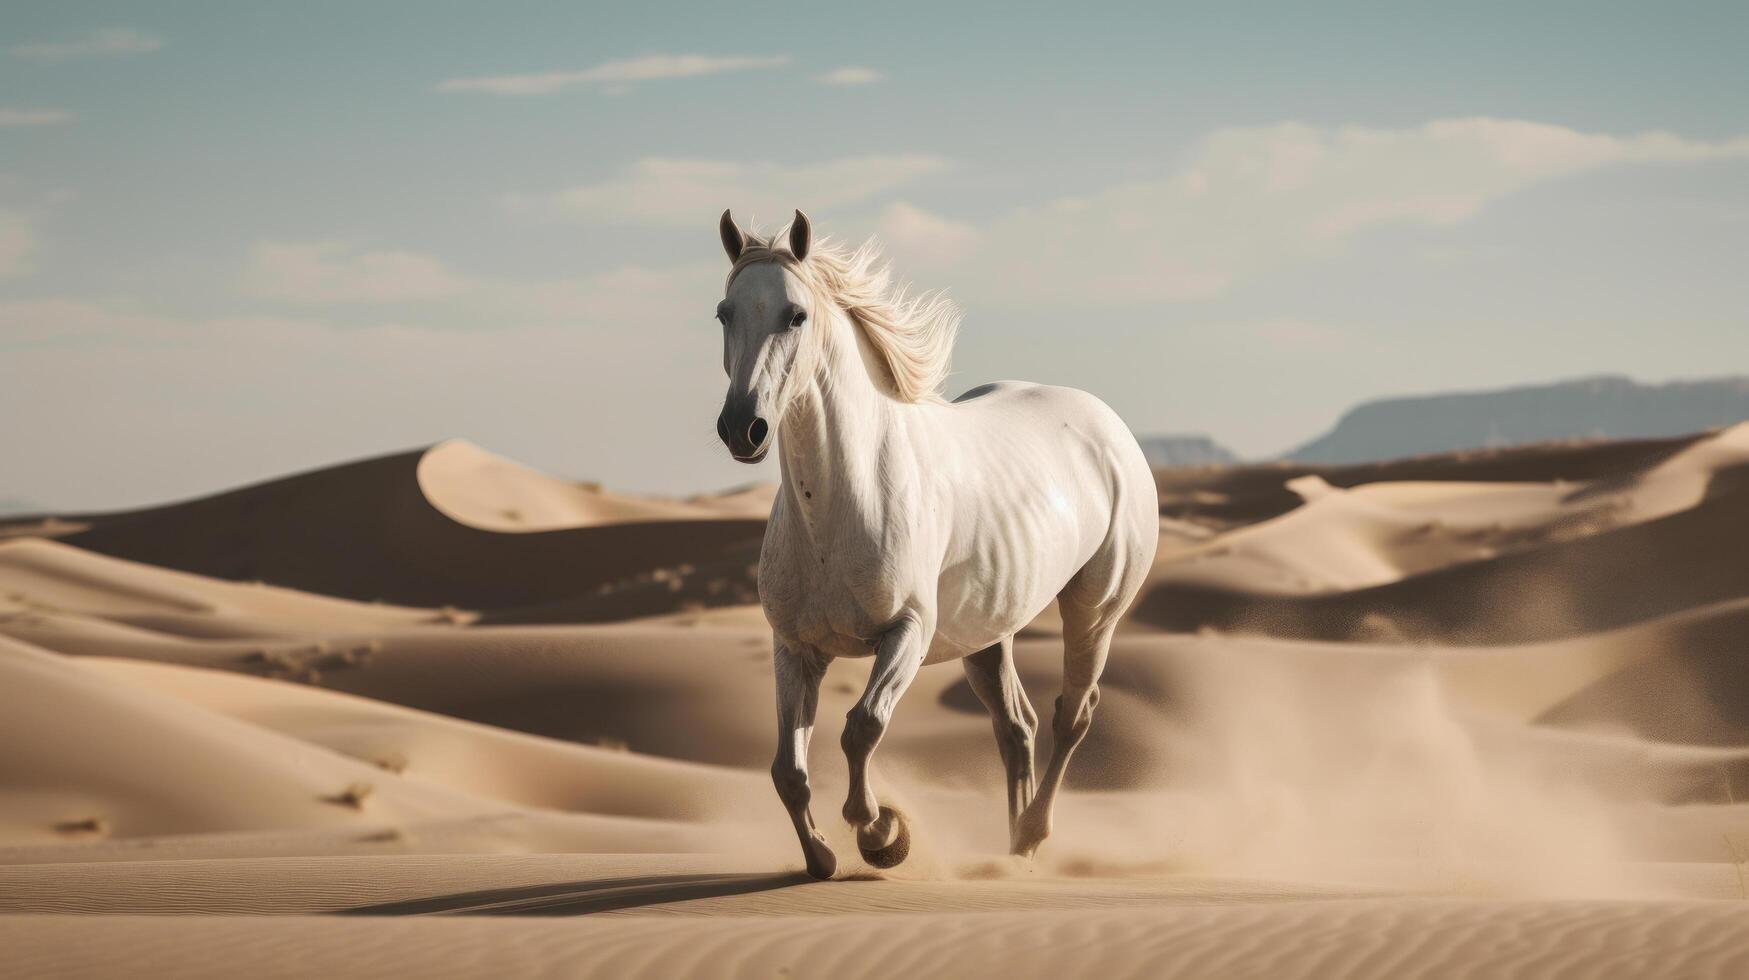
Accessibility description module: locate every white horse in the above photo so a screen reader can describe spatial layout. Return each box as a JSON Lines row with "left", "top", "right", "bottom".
{"left": 714, "top": 209, "right": 1158, "bottom": 878}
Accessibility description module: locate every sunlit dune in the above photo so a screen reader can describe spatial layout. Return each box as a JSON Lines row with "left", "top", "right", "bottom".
{"left": 5, "top": 426, "right": 1749, "bottom": 976}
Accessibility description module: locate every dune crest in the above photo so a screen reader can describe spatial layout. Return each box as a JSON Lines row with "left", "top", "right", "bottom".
{"left": 8, "top": 427, "right": 1749, "bottom": 975}
{"left": 416, "top": 439, "right": 752, "bottom": 532}
{"left": 0, "top": 443, "right": 766, "bottom": 617}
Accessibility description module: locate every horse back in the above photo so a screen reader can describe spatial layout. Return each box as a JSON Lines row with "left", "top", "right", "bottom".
{"left": 929, "top": 381, "right": 1156, "bottom": 654}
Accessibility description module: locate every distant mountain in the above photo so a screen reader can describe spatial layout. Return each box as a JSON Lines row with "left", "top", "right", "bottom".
{"left": 1285, "top": 375, "right": 1749, "bottom": 464}
{"left": 1137, "top": 434, "right": 1239, "bottom": 468}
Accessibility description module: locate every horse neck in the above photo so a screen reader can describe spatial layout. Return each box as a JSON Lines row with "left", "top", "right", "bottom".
{"left": 776, "top": 308, "right": 900, "bottom": 518}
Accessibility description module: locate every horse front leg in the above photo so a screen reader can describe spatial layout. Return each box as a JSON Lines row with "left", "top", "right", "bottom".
{"left": 772, "top": 641, "right": 836, "bottom": 879}
{"left": 841, "top": 610, "right": 929, "bottom": 868}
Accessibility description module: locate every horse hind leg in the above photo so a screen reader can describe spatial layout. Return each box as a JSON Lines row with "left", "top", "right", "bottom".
{"left": 1012, "top": 599, "right": 1117, "bottom": 858}
{"left": 962, "top": 636, "right": 1038, "bottom": 845}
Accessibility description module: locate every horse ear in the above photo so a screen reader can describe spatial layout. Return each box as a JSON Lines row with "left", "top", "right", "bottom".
{"left": 789, "top": 209, "right": 812, "bottom": 262}
{"left": 719, "top": 209, "right": 745, "bottom": 263}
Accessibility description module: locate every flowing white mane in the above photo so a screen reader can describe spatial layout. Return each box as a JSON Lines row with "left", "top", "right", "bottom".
{"left": 728, "top": 230, "right": 960, "bottom": 403}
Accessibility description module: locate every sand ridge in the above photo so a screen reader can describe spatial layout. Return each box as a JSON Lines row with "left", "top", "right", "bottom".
{"left": 5, "top": 427, "right": 1749, "bottom": 975}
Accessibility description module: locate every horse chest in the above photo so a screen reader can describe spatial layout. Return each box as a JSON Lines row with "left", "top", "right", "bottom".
{"left": 760, "top": 502, "right": 919, "bottom": 658}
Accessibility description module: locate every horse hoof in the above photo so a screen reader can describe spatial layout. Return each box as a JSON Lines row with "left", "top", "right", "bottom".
{"left": 858, "top": 806, "right": 911, "bottom": 869}
{"left": 805, "top": 852, "right": 837, "bottom": 880}
{"left": 803, "top": 838, "right": 838, "bottom": 880}
{"left": 1011, "top": 814, "right": 1049, "bottom": 859}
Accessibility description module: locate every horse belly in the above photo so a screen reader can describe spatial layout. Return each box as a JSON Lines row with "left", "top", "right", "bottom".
{"left": 928, "top": 505, "right": 1088, "bottom": 664}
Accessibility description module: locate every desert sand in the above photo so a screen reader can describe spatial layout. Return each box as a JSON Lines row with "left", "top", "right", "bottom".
{"left": 6, "top": 428, "right": 1749, "bottom": 977}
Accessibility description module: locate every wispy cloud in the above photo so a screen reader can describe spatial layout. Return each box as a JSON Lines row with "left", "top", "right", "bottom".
{"left": 0, "top": 109, "right": 73, "bottom": 127}
{"left": 965, "top": 118, "right": 1749, "bottom": 304}
{"left": 9, "top": 28, "right": 163, "bottom": 60}
{"left": 817, "top": 66, "right": 883, "bottom": 86}
{"left": 0, "top": 181, "right": 76, "bottom": 277}
{"left": 0, "top": 210, "right": 34, "bottom": 276}
{"left": 875, "top": 202, "right": 978, "bottom": 265}
{"left": 239, "top": 239, "right": 717, "bottom": 328}
{"left": 243, "top": 242, "right": 465, "bottom": 304}
{"left": 437, "top": 53, "right": 790, "bottom": 96}
{"left": 521, "top": 155, "right": 949, "bottom": 225}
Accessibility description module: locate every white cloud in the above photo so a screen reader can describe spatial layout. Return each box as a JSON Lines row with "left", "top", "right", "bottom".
{"left": 238, "top": 239, "right": 720, "bottom": 330}
{"left": 489, "top": 262, "right": 719, "bottom": 325}
{"left": 875, "top": 202, "right": 978, "bottom": 266}
{"left": 438, "top": 53, "right": 789, "bottom": 96}
{"left": 243, "top": 242, "right": 466, "bottom": 303}
{"left": 817, "top": 66, "right": 883, "bottom": 86}
{"left": 970, "top": 118, "right": 1749, "bottom": 304}
{"left": 10, "top": 28, "right": 163, "bottom": 60}
{"left": 0, "top": 109, "right": 73, "bottom": 127}
{"left": 527, "top": 155, "right": 949, "bottom": 226}
{"left": 0, "top": 210, "right": 35, "bottom": 276}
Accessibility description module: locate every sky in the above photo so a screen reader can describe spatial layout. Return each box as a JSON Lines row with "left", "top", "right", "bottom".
{"left": 2, "top": 1, "right": 1747, "bottom": 510}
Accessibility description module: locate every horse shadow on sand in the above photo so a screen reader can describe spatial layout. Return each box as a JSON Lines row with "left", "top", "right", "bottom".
{"left": 334, "top": 872, "right": 812, "bottom": 917}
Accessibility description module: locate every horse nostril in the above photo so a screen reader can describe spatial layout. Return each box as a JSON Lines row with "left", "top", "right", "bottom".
{"left": 748, "top": 417, "right": 769, "bottom": 446}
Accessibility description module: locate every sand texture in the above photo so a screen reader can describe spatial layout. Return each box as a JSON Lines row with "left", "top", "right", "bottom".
{"left": 6, "top": 430, "right": 1749, "bottom": 977}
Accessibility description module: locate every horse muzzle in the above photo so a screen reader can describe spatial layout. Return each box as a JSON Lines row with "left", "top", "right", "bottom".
{"left": 718, "top": 408, "right": 771, "bottom": 463}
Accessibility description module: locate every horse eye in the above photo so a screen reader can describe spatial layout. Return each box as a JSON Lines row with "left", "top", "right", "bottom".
{"left": 790, "top": 311, "right": 807, "bottom": 328}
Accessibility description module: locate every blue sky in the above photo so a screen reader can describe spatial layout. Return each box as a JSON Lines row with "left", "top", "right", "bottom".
{"left": 2, "top": 2, "right": 1747, "bottom": 508}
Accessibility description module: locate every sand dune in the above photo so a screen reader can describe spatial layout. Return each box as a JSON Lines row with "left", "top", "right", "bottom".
{"left": 88, "top": 656, "right": 769, "bottom": 820}
{"left": 418, "top": 440, "right": 757, "bottom": 531}
{"left": 7, "top": 428, "right": 1749, "bottom": 976}
{"left": 0, "top": 536, "right": 437, "bottom": 636}
{"left": 1137, "top": 423, "right": 1749, "bottom": 642}
{"left": 1154, "top": 429, "right": 1708, "bottom": 529}
{"left": 682, "top": 482, "right": 779, "bottom": 519}
{"left": 0, "top": 635, "right": 493, "bottom": 845}
{"left": 6, "top": 442, "right": 765, "bottom": 618}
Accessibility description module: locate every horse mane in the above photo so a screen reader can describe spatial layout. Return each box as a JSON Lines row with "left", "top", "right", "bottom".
{"left": 727, "top": 228, "right": 960, "bottom": 404}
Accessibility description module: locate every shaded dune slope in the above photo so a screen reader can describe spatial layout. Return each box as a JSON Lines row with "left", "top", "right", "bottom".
{"left": 10, "top": 441, "right": 765, "bottom": 619}
{"left": 0, "top": 629, "right": 778, "bottom": 857}
{"left": 9, "top": 532, "right": 1749, "bottom": 824}
{"left": 1140, "top": 476, "right": 1749, "bottom": 643}
{"left": 12, "top": 427, "right": 1749, "bottom": 978}
{"left": 1156, "top": 431, "right": 1707, "bottom": 529}
{"left": 1139, "top": 426, "right": 1749, "bottom": 644}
